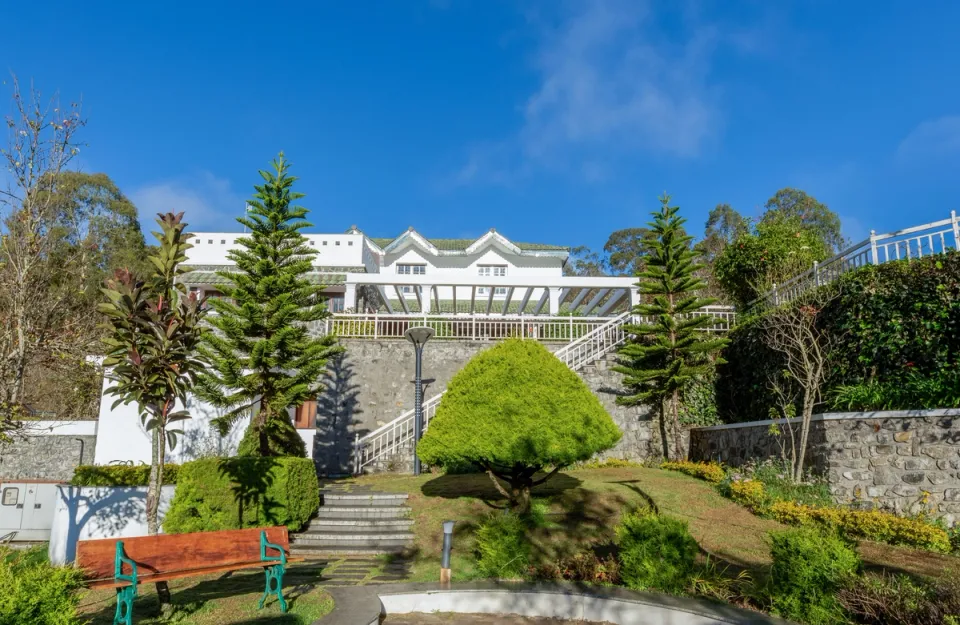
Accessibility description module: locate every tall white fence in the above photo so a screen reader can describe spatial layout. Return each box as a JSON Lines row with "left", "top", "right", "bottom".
{"left": 326, "top": 314, "right": 617, "bottom": 342}
{"left": 750, "top": 211, "right": 960, "bottom": 311}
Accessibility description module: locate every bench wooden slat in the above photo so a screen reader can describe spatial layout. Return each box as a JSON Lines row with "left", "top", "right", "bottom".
{"left": 76, "top": 527, "right": 290, "bottom": 581}
{"left": 84, "top": 555, "right": 308, "bottom": 589}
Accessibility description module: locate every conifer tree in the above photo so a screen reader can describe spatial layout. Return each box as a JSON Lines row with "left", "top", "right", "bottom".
{"left": 615, "top": 195, "right": 728, "bottom": 460}
{"left": 195, "top": 153, "right": 341, "bottom": 457}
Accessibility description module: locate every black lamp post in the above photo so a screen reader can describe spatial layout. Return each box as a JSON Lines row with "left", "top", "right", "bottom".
{"left": 404, "top": 326, "right": 434, "bottom": 476}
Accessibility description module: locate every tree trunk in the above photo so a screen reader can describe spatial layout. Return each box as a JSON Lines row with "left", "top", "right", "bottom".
{"left": 671, "top": 390, "right": 685, "bottom": 460}
{"left": 795, "top": 390, "right": 814, "bottom": 482}
{"left": 147, "top": 426, "right": 172, "bottom": 608}
{"left": 258, "top": 399, "right": 270, "bottom": 456}
{"left": 658, "top": 399, "right": 670, "bottom": 461}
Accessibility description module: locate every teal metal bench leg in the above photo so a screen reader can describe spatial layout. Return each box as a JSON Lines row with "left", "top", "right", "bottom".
{"left": 258, "top": 530, "right": 289, "bottom": 613}
{"left": 114, "top": 584, "right": 136, "bottom": 625}
{"left": 112, "top": 540, "right": 138, "bottom": 625}
{"left": 259, "top": 563, "right": 288, "bottom": 613}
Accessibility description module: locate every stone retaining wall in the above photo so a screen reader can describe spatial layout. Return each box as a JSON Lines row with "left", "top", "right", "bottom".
{"left": 689, "top": 410, "right": 960, "bottom": 525}
{"left": 0, "top": 432, "right": 96, "bottom": 482}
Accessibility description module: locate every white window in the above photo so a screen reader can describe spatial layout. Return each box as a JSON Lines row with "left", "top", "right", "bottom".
{"left": 2, "top": 487, "right": 18, "bottom": 506}
{"left": 397, "top": 264, "right": 426, "bottom": 275}
{"left": 477, "top": 265, "right": 508, "bottom": 296}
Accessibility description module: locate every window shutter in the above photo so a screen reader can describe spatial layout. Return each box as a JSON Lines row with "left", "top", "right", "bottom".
{"left": 294, "top": 399, "right": 317, "bottom": 429}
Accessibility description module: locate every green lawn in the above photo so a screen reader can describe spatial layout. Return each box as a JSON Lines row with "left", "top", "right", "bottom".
{"left": 79, "top": 564, "right": 334, "bottom": 625}
{"left": 352, "top": 466, "right": 960, "bottom": 582}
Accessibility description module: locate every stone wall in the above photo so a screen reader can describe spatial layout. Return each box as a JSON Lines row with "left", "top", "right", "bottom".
{"left": 689, "top": 410, "right": 960, "bottom": 525}
{"left": 0, "top": 434, "right": 96, "bottom": 482}
{"left": 314, "top": 339, "right": 491, "bottom": 474}
{"left": 578, "top": 353, "right": 659, "bottom": 462}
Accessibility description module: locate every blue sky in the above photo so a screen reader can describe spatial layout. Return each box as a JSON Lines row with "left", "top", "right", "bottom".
{"left": 5, "top": 1, "right": 960, "bottom": 252}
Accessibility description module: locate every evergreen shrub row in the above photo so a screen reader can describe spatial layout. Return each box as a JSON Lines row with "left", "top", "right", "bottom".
{"left": 162, "top": 457, "right": 318, "bottom": 533}
{"left": 718, "top": 252, "right": 960, "bottom": 422}
{"left": 70, "top": 464, "right": 180, "bottom": 487}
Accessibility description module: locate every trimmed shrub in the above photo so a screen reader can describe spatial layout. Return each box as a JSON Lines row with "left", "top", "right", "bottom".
{"left": 718, "top": 252, "right": 960, "bottom": 423}
{"left": 163, "top": 457, "right": 319, "bottom": 533}
{"left": 417, "top": 339, "right": 621, "bottom": 510}
{"left": 768, "top": 527, "right": 860, "bottom": 625}
{"left": 475, "top": 511, "right": 529, "bottom": 579}
{"left": 727, "top": 479, "right": 768, "bottom": 511}
{"left": 529, "top": 553, "right": 621, "bottom": 585}
{"left": 0, "top": 546, "right": 83, "bottom": 625}
{"left": 616, "top": 509, "right": 699, "bottom": 593}
{"left": 769, "top": 500, "right": 952, "bottom": 553}
{"left": 71, "top": 464, "right": 180, "bottom": 486}
{"left": 837, "top": 572, "right": 960, "bottom": 625}
{"left": 660, "top": 460, "right": 726, "bottom": 484}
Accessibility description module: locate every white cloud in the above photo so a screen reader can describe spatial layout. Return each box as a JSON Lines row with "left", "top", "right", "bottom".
{"left": 132, "top": 172, "right": 245, "bottom": 232}
{"left": 896, "top": 116, "right": 960, "bottom": 163}
{"left": 451, "top": 0, "right": 743, "bottom": 186}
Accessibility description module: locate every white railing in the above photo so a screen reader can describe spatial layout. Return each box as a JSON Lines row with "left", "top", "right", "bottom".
{"left": 351, "top": 305, "right": 736, "bottom": 473}
{"left": 750, "top": 211, "right": 960, "bottom": 311}
{"left": 326, "top": 314, "right": 613, "bottom": 342}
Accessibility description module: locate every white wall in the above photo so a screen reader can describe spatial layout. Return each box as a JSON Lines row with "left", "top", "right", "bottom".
{"left": 186, "top": 232, "right": 366, "bottom": 267}
{"left": 93, "top": 376, "right": 317, "bottom": 465}
{"left": 21, "top": 421, "right": 98, "bottom": 436}
{"left": 48, "top": 485, "right": 176, "bottom": 565}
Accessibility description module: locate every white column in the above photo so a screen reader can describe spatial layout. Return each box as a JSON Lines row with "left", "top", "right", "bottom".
{"left": 344, "top": 283, "right": 357, "bottom": 312}
{"left": 629, "top": 288, "right": 641, "bottom": 309}
{"left": 548, "top": 287, "right": 563, "bottom": 315}
{"left": 421, "top": 285, "right": 434, "bottom": 313}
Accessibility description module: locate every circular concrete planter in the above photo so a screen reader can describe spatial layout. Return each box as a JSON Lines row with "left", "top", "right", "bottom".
{"left": 319, "top": 582, "right": 791, "bottom": 625}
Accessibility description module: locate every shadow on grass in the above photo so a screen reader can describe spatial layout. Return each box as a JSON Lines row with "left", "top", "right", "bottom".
{"left": 81, "top": 567, "right": 329, "bottom": 625}
{"left": 420, "top": 472, "right": 583, "bottom": 508}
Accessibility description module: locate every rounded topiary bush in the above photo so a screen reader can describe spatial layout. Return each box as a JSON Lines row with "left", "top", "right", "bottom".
{"left": 616, "top": 509, "right": 699, "bottom": 593}
{"left": 416, "top": 339, "right": 621, "bottom": 510}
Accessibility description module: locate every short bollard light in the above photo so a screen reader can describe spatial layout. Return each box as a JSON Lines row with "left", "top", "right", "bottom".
{"left": 440, "top": 520, "right": 455, "bottom": 586}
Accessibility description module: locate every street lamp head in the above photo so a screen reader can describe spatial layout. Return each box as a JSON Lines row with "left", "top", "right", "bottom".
{"left": 442, "top": 520, "right": 455, "bottom": 535}
{"left": 404, "top": 326, "right": 435, "bottom": 348}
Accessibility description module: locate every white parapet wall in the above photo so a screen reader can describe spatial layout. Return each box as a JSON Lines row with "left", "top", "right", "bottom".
{"left": 93, "top": 375, "right": 317, "bottom": 465}
{"left": 48, "top": 485, "right": 176, "bottom": 565}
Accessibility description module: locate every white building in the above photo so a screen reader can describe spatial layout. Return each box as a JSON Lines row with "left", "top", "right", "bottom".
{"left": 91, "top": 226, "right": 643, "bottom": 469}
{"left": 182, "top": 226, "right": 639, "bottom": 317}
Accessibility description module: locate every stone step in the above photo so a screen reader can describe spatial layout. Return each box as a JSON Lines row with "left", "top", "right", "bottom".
{"left": 315, "top": 506, "right": 409, "bottom": 519}
{"left": 295, "top": 530, "right": 415, "bottom": 541}
{"left": 290, "top": 541, "right": 412, "bottom": 554}
{"left": 321, "top": 493, "right": 408, "bottom": 507}
{"left": 307, "top": 518, "right": 414, "bottom": 531}
{"left": 290, "top": 534, "right": 413, "bottom": 549}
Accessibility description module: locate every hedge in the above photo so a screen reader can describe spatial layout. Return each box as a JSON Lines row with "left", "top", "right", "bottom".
{"left": 163, "top": 457, "right": 319, "bottom": 533}
{"left": 71, "top": 464, "right": 180, "bottom": 487}
{"left": 717, "top": 251, "right": 960, "bottom": 422}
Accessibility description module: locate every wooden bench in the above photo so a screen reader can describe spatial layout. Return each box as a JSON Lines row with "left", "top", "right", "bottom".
{"left": 76, "top": 527, "right": 303, "bottom": 625}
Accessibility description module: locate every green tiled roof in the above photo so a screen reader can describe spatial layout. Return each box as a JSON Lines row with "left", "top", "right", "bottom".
{"left": 368, "top": 235, "right": 567, "bottom": 253}
{"left": 180, "top": 271, "right": 347, "bottom": 286}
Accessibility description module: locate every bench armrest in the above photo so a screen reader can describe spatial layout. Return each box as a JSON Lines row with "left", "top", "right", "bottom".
{"left": 114, "top": 541, "right": 138, "bottom": 589}
{"left": 260, "top": 531, "right": 287, "bottom": 565}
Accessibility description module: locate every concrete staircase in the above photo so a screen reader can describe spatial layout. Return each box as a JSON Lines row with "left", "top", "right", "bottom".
{"left": 290, "top": 484, "right": 415, "bottom": 556}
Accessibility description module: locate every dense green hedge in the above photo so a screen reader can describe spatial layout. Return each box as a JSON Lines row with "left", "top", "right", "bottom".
{"left": 717, "top": 252, "right": 960, "bottom": 422}
{"left": 162, "top": 457, "right": 319, "bottom": 533}
{"left": 70, "top": 464, "right": 180, "bottom": 486}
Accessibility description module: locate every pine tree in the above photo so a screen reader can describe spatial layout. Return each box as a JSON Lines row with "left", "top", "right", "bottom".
{"left": 615, "top": 194, "right": 728, "bottom": 460}
{"left": 195, "top": 153, "right": 341, "bottom": 457}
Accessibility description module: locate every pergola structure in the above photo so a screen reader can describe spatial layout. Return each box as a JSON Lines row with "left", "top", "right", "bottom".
{"left": 342, "top": 273, "right": 640, "bottom": 316}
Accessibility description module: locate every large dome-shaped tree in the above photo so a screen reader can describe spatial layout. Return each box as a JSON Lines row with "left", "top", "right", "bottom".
{"left": 417, "top": 339, "right": 621, "bottom": 511}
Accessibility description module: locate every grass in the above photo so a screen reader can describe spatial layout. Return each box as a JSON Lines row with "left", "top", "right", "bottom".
{"left": 78, "top": 563, "right": 334, "bottom": 625}
{"left": 351, "top": 466, "right": 960, "bottom": 583}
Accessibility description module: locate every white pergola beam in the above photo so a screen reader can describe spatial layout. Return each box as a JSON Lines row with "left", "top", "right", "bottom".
{"left": 470, "top": 286, "right": 476, "bottom": 315}
{"left": 394, "top": 285, "right": 411, "bottom": 314}
{"left": 485, "top": 287, "right": 495, "bottom": 315}
{"left": 597, "top": 289, "right": 626, "bottom": 316}
{"left": 533, "top": 290, "right": 549, "bottom": 315}
{"left": 582, "top": 288, "right": 610, "bottom": 316}
{"left": 568, "top": 288, "right": 589, "bottom": 313}
{"left": 376, "top": 286, "right": 394, "bottom": 314}
{"left": 517, "top": 287, "right": 533, "bottom": 314}
{"left": 501, "top": 287, "right": 515, "bottom": 315}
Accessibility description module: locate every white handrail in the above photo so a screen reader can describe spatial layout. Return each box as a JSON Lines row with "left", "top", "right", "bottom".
{"left": 749, "top": 211, "right": 960, "bottom": 311}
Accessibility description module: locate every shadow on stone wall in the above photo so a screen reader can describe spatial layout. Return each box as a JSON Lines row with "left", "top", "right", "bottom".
{"left": 315, "top": 354, "right": 365, "bottom": 475}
